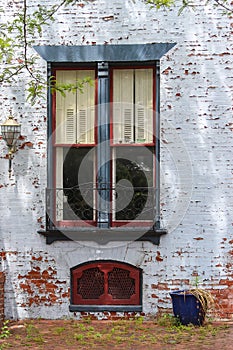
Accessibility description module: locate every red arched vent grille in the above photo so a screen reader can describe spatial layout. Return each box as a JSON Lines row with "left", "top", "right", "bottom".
{"left": 71, "top": 261, "right": 142, "bottom": 306}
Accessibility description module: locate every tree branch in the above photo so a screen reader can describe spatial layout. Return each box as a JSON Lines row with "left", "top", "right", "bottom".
{"left": 22, "top": 0, "right": 41, "bottom": 84}
{"left": 36, "top": 0, "right": 70, "bottom": 25}
{"left": 0, "top": 66, "right": 25, "bottom": 83}
{"left": 213, "top": 0, "right": 233, "bottom": 13}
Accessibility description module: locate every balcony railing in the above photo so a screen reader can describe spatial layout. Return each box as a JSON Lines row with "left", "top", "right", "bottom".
{"left": 46, "top": 184, "right": 155, "bottom": 228}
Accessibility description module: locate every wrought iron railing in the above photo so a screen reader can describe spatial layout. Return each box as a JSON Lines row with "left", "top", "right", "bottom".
{"left": 46, "top": 184, "right": 155, "bottom": 227}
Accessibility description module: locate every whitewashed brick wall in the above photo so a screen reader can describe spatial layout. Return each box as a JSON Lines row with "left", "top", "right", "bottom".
{"left": 0, "top": 0, "right": 232, "bottom": 319}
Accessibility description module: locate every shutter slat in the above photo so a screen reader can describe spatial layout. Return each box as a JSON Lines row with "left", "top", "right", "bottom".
{"left": 136, "top": 107, "right": 145, "bottom": 142}
{"left": 78, "top": 109, "right": 87, "bottom": 143}
{"left": 124, "top": 108, "right": 133, "bottom": 142}
{"left": 66, "top": 108, "right": 76, "bottom": 144}
{"left": 135, "top": 69, "right": 153, "bottom": 143}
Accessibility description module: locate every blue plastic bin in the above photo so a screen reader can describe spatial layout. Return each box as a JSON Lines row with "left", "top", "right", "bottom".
{"left": 170, "top": 290, "right": 205, "bottom": 326}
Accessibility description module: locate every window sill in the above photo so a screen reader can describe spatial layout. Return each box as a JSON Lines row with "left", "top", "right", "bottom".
{"left": 38, "top": 226, "right": 167, "bottom": 245}
{"left": 69, "top": 304, "right": 142, "bottom": 312}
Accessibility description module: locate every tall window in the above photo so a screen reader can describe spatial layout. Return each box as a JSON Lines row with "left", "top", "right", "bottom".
{"left": 34, "top": 43, "right": 176, "bottom": 243}
{"left": 51, "top": 65, "right": 156, "bottom": 229}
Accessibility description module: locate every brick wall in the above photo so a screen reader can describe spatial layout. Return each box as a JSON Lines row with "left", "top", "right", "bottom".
{"left": 0, "top": 0, "right": 232, "bottom": 320}
{"left": 0, "top": 273, "right": 5, "bottom": 325}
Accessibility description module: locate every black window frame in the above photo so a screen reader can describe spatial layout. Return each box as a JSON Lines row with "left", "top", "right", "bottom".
{"left": 35, "top": 44, "right": 176, "bottom": 245}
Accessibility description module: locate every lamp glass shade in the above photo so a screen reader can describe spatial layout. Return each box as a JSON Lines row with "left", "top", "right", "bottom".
{"left": 1, "top": 116, "right": 21, "bottom": 148}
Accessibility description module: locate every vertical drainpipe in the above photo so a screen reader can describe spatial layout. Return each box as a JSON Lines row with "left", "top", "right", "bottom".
{"left": 97, "top": 62, "right": 110, "bottom": 228}
{"left": 155, "top": 60, "right": 160, "bottom": 230}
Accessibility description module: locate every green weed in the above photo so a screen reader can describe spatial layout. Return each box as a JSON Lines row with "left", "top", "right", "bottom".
{"left": 74, "top": 333, "right": 84, "bottom": 341}
{"left": 135, "top": 316, "right": 144, "bottom": 325}
{"left": 82, "top": 316, "right": 92, "bottom": 324}
{"left": 0, "top": 320, "right": 10, "bottom": 339}
{"left": 25, "top": 322, "right": 44, "bottom": 344}
{"left": 157, "top": 313, "right": 180, "bottom": 327}
{"left": 72, "top": 322, "right": 86, "bottom": 331}
{"left": 93, "top": 332, "right": 102, "bottom": 339}
{"left": 54, "top": 326, "right": 65, "bottom": 335}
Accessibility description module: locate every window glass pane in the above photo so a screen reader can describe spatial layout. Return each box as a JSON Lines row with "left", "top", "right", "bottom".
{"left": 113, "top": 147, "right": 154, "bottom": 221}
{"left": 62, "top": 147, "right": 94, "bottom": 221}
{"left": 112, "top": 68, "right": 154, "bottom": 144}
{"left": 56, "top": 70, "right": 95, "bottom": 144}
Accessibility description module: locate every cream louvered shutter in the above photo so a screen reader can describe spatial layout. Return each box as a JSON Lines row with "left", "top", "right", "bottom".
{"left": 113, "top": 70, "right": 134, "bottom": 143}
{"left": 56, "top": 70, "right": 76, "bottom": 144}
{"left": 76, "top": 70, "right": 95, "bottom": 144}
{"left": 135, "top": 69, "right": 153, "bottom": 143}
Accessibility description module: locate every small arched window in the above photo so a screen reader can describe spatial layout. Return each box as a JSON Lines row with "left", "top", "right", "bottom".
{"left": 70, "top": 260, "right": 142, "bottom": 312}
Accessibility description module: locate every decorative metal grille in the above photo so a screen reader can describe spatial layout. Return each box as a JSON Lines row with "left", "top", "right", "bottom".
{"left": 108, "top": 268, "right": 135, "bottom": 299}
{"left": 46, "top": 185, "right": 154, "bottom": 224}
{"left": 71, "top": 261, "right": 141, "bottom": 306}
{"left": 77, "top": 267, "right": 104, "bottom": 299}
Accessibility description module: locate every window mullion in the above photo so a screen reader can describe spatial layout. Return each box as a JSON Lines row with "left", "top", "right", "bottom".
{"left": 133, "top": 69, "right": 136, "bottom": 143}
{"left": 97, "top": 62, "right": 110, "bottom": 228}
{"left": 75, "top": 71, "right": 78, "bottom": 143}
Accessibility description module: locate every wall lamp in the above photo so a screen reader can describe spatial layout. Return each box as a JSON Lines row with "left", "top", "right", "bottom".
{"left": 1, "top": 115, "right": 21, "bottom": 177}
